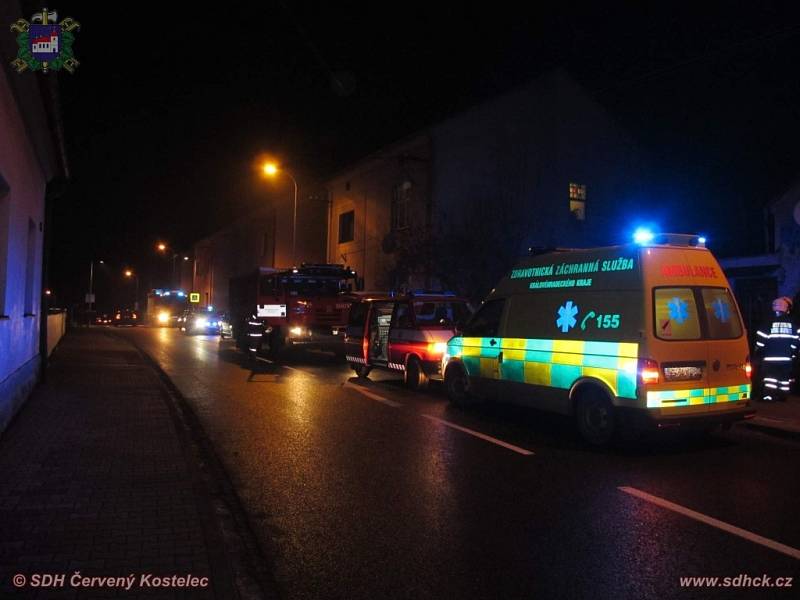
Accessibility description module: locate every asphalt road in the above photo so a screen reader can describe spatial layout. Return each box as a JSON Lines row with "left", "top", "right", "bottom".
{"left": 115, "top": 326, "right": 800, "bottom": 600}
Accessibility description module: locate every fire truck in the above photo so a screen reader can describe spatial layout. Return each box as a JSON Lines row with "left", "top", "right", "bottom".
{"left": 228, "top": 263, "right": 361, "bottom": 356}
{"left": 145, "top": 289, "right": 189, "bottom": 327}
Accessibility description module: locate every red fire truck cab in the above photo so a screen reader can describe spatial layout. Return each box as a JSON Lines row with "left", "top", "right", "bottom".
{"left": 229, "top": 264, "right": 360, "bottom": 356}
{"left": 344, "top": 292, "right": 472, "bottom": 389}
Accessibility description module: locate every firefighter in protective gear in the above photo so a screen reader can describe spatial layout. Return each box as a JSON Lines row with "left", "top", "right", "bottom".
{"left": 754, "top": 297, "right": 798, "bottom": 401}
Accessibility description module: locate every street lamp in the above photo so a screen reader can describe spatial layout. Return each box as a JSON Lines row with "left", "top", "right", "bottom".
{"left": 124, "top": 269, "right": 139, "bottom": 310}
{"left": 262, "top": 161, "right": 299, "bottom": 265}
{"left": 156, "top": 242, "right": 184, "bottom": 288}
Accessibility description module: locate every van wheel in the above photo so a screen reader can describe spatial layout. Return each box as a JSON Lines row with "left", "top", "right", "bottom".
{"left": 445, "top": 363, "right": 473, "bottom": 407}
{"left": 405, "top": 356, "right": 429, "bottom": 390}
{"left": 576, "top": 390, "right": 616, "bottom": 445}
{"left": 353, "top": 364, "right": 372, "bottom": 379}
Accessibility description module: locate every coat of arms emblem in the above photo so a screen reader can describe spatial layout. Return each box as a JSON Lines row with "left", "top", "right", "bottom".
{"left": 10, "top": 8, "right": 79, "bottom": 73}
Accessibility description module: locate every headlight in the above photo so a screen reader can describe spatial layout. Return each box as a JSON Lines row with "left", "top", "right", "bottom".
{"left": 195, "top": 317, "right": 209, "bottom": 328}
{"left": 428, "top": 342, "right": 448, "bottom": 355}
{"left": 157, "top": 311, "right": 170, "bottom": 323}
{"left": 289, "top": 326, "right": 303, "bottom": 336}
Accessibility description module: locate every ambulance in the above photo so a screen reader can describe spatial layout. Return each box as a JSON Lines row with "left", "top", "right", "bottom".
{"left": 442, "top": 232, "right": 754, "bottom": 444}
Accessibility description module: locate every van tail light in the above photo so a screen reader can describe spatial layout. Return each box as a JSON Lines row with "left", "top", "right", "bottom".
{"left": 744, "top": 355, "right": 752, "bottom": 379}
{"left": 638, "top": 358, "right": 660, "bottom": 385}
{"left": 362, "top": 334, "right": 369, "bottom": 361}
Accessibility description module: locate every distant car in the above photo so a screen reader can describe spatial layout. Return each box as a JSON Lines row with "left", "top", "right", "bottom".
{"left": 94, "top": 314, "right": 112, "bottom": 326}
{"left": 182, "top": 308, "right": 223, "bottom": 335}
{"left": 113, "top": 309, "right": 139, "bottom": 327}
{"left": 217, "top": 312, "right": 233, "bottom": 339}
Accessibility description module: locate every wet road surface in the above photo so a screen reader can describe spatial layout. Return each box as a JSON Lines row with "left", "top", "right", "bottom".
{"left": 115, "top": 326, "right": 800, "bottom": 599}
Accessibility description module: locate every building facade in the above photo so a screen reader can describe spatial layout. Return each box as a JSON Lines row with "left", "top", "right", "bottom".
{"left": 0, "top": 1, "right": 66, "bottom": 432}
{"left": 326, "top": 70, "right": 647, "bottom": 298}
{"left": 192, "top": 189, "right": 328, "bottom": 310}
{"left": 719, "top": 179, "right": 800, "bottom": 335}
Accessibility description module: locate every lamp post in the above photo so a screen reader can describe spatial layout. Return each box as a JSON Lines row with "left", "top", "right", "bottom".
{"left": 262, "top": 162, "right": 299, "bottom": 265}
{"left": 124, "top": 269, "right": 139, "bottom": 310}
{"left": 156, "top": 242, "right": 183, "bottom": 289}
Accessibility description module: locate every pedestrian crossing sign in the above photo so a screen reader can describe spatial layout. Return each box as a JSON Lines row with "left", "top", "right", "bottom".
{"left": 189, "top": 292, "right": 200, "bottom": 303}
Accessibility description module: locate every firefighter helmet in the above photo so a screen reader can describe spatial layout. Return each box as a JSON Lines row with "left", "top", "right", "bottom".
{"left": 772, "top": 296, "right": 793, "bottom": 314}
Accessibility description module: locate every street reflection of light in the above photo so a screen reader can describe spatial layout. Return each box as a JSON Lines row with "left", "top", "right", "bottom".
{"left": 157, "top": 327, "right": 172, "bottom": 346}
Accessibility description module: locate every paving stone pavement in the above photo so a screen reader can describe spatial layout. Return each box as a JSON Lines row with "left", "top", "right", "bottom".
{"left": 0, "top": 331, "right": 238, "bottom": 599}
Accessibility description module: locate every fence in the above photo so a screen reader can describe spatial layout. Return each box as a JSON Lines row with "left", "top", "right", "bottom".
{"left": 46, "top": 309, "right": 67, "bottom": 356}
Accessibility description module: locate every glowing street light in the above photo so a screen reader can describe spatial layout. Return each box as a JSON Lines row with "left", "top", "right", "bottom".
{"left": 124, "top": 269, "right": 139, "bottom": 310}
{"left": 156, "top": 242, "right": 167, "bottom": 252}
{"left": 261, "top": 161, "right": 299, "bottom": 265}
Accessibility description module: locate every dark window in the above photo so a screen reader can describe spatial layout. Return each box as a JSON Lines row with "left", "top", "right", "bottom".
{"left": 391, "top": 183, "right": 410, "bottom": 230}
{"left": 462, "top": 299, "right": 505, "bottom": 337}
{"left": 412, "top": 300, "right": 470, "bottom": 328}
{"left": 24, "top": 218, "right": 36, "bottom": 314}
{"left": 569, "top": 182, "right": 586, "bottom": 221}
{"left": 391, "top": 302, "right": 412, "bottom": 328}
{"left": 339, "top": 210, "right": 355, "bottom": 243}
{"left": 258, "top": 276, "right": 276, "bottom": 296}
{"left": 348, "top": 301, "right": 368, "bottom": 327}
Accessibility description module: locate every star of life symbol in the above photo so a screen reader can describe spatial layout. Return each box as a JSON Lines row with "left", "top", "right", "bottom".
{"left": 10, "top": 8, "right": 80, "bottom": 74}
{"left": 711, "top": 298, "right": 730, "bottom": 323}
{"left": 556, "top": 300, "right": 579, "bottom": 333}
{"left": 667, "top": 297, "right": 689, "bottom": 324}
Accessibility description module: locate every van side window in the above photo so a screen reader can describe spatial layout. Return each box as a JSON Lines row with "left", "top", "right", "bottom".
{"left": 701, "top": 288, "right": 743, "bottom": 339}
{"left": 654, "top": 288, "right": 701, "bottom": 340}
{"left": 392, "top": 302, "right": 411, "bottom": 328}
{"left": 462, "top": 299, "right": 504, "bottom": 337}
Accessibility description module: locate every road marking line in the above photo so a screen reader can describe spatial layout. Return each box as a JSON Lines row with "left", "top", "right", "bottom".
{"left": 421, "top": 414, "right": 534, "bottom": 456}
{"left": 344, "top": 383, "right": 402, "bottom": 407}
{"left": 618, "top": 486, "right": 800, "bottom": 561}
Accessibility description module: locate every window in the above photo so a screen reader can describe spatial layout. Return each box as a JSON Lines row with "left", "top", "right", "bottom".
{"left": 348, "top": 301, "right": 368, "bottom": 327}
{"left": 391, "top": 302, "right": 411, "bottom": 328}
{"left": 412, "top": 301, "right": 471, "bottom": 328}
{"left": 701, "top": 288, "right": 743, "bottom": 339}
{"left": 258, "top": 276, "right": 276, "bottom": 296}
{"left": 462, "top": 299, "right": 505, "bottom": 337}
{"left": 654, "top": 288, "right": 702, "bottom": 340}
{"left": 391, "top": 182, "right": 410, "bottom": 230}
{"left": 24, "top": 218, "right": 36, "bottom": 315}
{"left": 569, "top": 182, "right": 586, "bottom": 221}
{"left": 338, "top": 210, "right": 354, "bottom": 243}
{"left": 0, "top": 174, "right": 9, "bottom": 315}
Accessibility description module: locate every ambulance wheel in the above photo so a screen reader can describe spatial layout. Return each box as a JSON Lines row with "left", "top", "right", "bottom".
{"left": 405, "top": 356, "right": 429, "bottom": 390}
{"left": 353, "top": 364, "right": 372, "bottom": 379}
{"left": 576, "top": 390, "right": 616, "bottom": 446}
{"left": 445, "top": 363, "right": 473, "bottom": 407}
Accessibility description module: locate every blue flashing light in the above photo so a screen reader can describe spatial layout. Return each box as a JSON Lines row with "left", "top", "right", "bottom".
{"left": 207, "top": 305, "right": 214, "bottom": 312}
{"left": 164, "top": 291, "right": 171, "bottom": 296}
{"left": 698, "top": 236, "right": 707, "bottom": 245}
{"left": 633, "top": 228, "right": 655, "bottom": 244}
{"left": 177, "top": 291, "right": 185, "bottom": 297}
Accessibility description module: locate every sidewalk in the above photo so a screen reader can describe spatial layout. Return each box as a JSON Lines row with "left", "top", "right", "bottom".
{"left": 0, "top": 331, "right": 239, "bottom": 599}
{"left": 745, "top": 394, "right": 800, "bottom": 437}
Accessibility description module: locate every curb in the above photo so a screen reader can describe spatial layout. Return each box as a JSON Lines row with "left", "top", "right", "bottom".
{"left": 106, "top": 331, "right": 279, "bottom": 600}
{"left": 739, "top": 417, "right": 800, "bottom": 440}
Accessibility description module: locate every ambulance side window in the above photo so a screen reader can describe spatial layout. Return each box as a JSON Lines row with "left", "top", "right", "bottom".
{"left": 701, "top": 288, "right": 743, "bottom": 339}
{"left": 462, "top": 299, "right": 505, "bottom": 337}
{"left": 653, "top": 288, "right": 701, "bottom": 340}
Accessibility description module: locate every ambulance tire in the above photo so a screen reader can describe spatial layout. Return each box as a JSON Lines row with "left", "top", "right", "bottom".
{"left": 576, "top": 389, "right": 616, "bottom": 446}
{"left": 405, "top": 356, "right": 429, "bottom": 390}
{"left": 353, "top": 364, "right": 372, "bottom": 379}
{"left": 445, "top": 362, "right": 474, "bottom": 407}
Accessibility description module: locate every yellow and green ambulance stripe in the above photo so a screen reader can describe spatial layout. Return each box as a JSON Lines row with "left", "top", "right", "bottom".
{"left": 447, "top": 337, "right": 639, "bottom": 399}
{"left": 646, "top": 385, "right": 750, "bottom": 408}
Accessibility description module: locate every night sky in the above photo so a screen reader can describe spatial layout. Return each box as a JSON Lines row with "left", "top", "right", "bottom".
{"left": 50, "top": 1, "right": 800, "bottom": 308}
